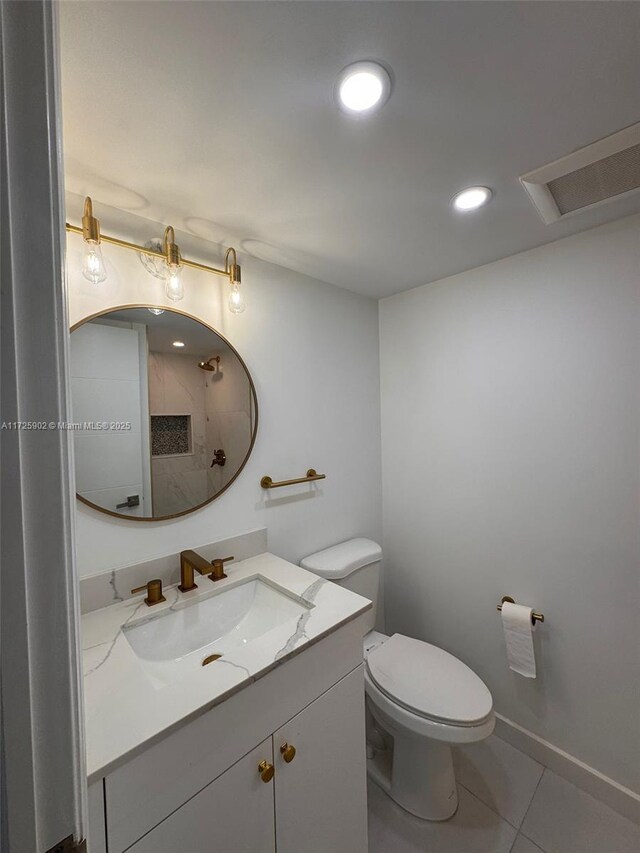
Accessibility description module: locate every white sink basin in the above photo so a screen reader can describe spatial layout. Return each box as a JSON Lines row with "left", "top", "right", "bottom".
{"left": 123, "top": 576, "right": 311, "bottom": 686}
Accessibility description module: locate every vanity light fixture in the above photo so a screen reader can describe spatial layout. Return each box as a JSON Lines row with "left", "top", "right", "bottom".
{"left": 80, "top": 197, "right": 107, "bottom": 283}
{"left": 163, "top": 226, "right": 184, "bottom": 302}
{"left": 336, "top": 61, "right": 391, "bottom": 116}
{"left": 66, "top": 197, "right": 245, "bottom": 313}
{"left": 452, "top": 186, "right": 493, "bottom": 212}
{"left": 225, "top": 247, "right": 245, "bottom": 314}
{"left": 138, "top": 237, "right": 167, "bottom": 279}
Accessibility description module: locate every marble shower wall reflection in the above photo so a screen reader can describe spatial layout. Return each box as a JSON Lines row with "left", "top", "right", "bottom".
{"left": 148, "top": 350, "right": 252, "bottom": 516}
{"left": 204, "top": 349, "right": 252, "bottom": 498}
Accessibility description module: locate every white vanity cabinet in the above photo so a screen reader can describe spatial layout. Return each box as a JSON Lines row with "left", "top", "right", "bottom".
{"left": 126, "top": 739, "right": 276, "bottom": 853}
{"left": 90, "top": 617, "right": 369, "bottom": 853}
{"left": 123, "top": 669, "right": 367, "bottom": 853}
{"left": 274, "top": 667, "right": 368, "bottom": 853}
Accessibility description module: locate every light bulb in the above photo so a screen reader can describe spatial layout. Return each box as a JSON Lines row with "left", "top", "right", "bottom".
{"left": 82, "top": 241, "right": 107, "bottom": 284}
{"left": 340, "top": 72, "right": 382, "bottom": 111}
{"left": 452, "top": 186, "right": 493, "bottom": 212}
{"left": 148, "top": 308, "right": 165, "bottom": 315}
{"left": 336, "top": 61, "right": 391, "bottom": 115}
{"left": 165, "top": 265, "right": 184, "bottom": 302}
{"left": 228, "top": 283, "right": 245, "bottom": 314}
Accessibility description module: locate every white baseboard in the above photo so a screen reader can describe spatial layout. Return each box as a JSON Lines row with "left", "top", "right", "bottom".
{"left": 494, "top": 713, "right": 640, "bottom": 825}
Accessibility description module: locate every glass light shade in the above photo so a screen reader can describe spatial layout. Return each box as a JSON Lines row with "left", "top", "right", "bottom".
{"left": 228, "top": 283, "right": 246, "bottom": 314}
{"left": 82, "top": 241, "right": 107, "bottom": 284}
{"left": 165, "top": 265, "right": 184, "bottom": 302}
{"left": 138, "top": 238, "right": 167, "bottom": 279}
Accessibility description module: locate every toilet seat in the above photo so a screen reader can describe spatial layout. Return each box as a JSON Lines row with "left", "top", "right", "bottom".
{"left": 365, "top": 668, "right": 495, "bottom": 745}
{"left": 366, "top": 633, "right": 493, "bottom": 728}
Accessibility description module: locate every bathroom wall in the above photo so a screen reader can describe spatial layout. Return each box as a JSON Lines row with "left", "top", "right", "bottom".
{"left": 148, "top": 351, "right": 209, "bottom": 516}
{"left": 379, "top": 214, "right": 640, "bottom": 793}
{"left": 147, "top": 347, "right": 253, "bottom": 514}
{"left": 65, "top": 193, "right": 381, "bottom": 577}
{"left": 203, "top": 348, "right": 253, "bottom": 495}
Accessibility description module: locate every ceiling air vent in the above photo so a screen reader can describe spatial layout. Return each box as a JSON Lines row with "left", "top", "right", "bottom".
{"left": 520, "top": 122, "right": 640, "bottom": 224}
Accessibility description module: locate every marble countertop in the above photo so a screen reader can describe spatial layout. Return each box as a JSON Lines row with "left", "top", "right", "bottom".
{"left": 81, "top": 552, "right": 371, "bottom": 782}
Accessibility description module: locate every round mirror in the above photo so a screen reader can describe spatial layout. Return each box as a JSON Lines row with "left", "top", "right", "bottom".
{"left": 69, "top": 306, "right": 258, "bottom": 520}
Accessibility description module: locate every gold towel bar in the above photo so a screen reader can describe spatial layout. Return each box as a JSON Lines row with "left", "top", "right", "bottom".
{"left": 261, "top": 468, "right": 326, "bottom": 489}
{"left": 497, "top": 596, "right": 544, "bottom": 624}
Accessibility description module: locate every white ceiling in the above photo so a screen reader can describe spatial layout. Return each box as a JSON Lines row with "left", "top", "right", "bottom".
{"left": 59, "top": 1, "right": 640, "bottom": 299}
{"left": 104, "top": 308, "right": 232, "bottom": 356}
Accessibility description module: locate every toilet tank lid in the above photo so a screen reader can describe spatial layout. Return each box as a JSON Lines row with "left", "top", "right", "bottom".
{"left": 301, "top": 538, "right": 382, "bottom": 579}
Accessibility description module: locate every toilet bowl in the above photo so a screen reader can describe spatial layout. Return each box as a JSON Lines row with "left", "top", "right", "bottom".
{"left": 363, "top": 631, "right": 494, "bottom": 819}
{"left": 301, "top": 539, "right": 495, "bottom": 821}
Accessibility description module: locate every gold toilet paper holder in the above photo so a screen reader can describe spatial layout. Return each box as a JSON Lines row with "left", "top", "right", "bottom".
{"left": 497, "top": 596, "right": 545, "bottom": 625}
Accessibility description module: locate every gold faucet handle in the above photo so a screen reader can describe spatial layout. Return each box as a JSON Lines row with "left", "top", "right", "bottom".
{"left": 131, "top": 578, "right": 166, "bottom": 607}
{"left": 209, "top": 555, "right": 234, "bottom": 581}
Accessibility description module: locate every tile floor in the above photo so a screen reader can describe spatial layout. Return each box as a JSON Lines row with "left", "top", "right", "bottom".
{"left": 367, "top": 734, "right": 640, "bottom": 853}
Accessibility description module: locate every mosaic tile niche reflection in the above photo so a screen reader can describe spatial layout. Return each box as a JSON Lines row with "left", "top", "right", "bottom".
{"left": 151, "top": 414, "right": 191, "bottom": 456}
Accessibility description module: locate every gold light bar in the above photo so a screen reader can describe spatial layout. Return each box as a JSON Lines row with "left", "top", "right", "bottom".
{"left": 67, "top": 194, "right": 242, "bottom": 278}
{"left": 65, "top": 221, "right": 234, "bottom": 279}
{"left": 81, "top": 196, "right": 101, "bottom": 243}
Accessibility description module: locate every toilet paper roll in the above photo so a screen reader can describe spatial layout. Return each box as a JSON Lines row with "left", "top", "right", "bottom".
{"left": 501, "top": 601, "right": 536, "bottom": 678}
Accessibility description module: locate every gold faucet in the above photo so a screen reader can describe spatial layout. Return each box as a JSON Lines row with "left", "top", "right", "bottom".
{"left": 178, "top": 550, "right": 235, "bottom": 592}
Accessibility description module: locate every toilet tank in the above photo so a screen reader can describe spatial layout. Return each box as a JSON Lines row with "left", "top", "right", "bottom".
{"left": 301, "top": 538, "right": 383, "bottom": 634}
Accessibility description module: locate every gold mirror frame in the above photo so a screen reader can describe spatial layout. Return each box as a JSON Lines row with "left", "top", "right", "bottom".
{"left": 70, "top": 304, "right": 258, "bottom": 522}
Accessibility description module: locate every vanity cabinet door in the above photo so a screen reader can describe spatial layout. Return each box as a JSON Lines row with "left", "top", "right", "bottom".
{"left": 125, "top": 739, "right": 275, "bottom": 853}
{"left": 273, "top": 665, "right": 368, "bottom": 853}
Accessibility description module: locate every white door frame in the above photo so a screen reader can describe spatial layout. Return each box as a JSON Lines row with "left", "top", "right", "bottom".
{"left": 1, "top": 1, "right": 87, "bottom": 850}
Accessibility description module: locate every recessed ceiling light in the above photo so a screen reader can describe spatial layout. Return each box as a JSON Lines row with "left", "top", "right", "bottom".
{"left": 172, "top": 340, "right": 185, "bottom": 348}
{"left": 336, "top": 61, "right": 391, "bottom": 115}
{"left": 452, "top": 186, "right": 493, "bottom": 212}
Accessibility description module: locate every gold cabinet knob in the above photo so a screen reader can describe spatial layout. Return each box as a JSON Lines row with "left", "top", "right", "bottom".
{"left": 258, "top": 760, "right": 274, "bottom": 783}
{"left": 280, "top": 742, "right": 296, "bottom": 763}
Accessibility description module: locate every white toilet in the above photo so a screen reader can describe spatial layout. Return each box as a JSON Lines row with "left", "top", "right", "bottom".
{"left": 301, "top": 538, "right": 495, "bottom": 821}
